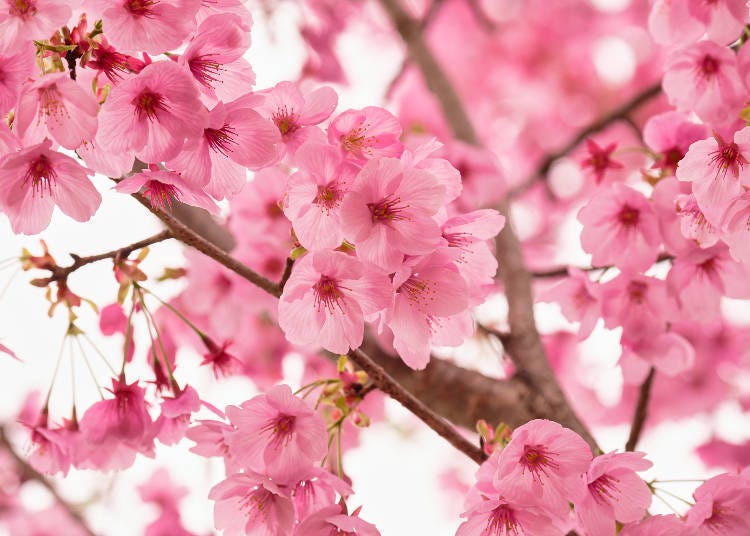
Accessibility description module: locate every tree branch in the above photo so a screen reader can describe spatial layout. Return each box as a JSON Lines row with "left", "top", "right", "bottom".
{"left": 625, "top": 368, "right": 656, "bottom": 452}
{"left": 508, "top": 82, "right": 662, "bottom": 198}
{"left": 33, "top": 230, "right": 173, "bottom": 286}
{"left": 529, "top": 253, "right": 675, "bottom": 279}
{"left": 0, "top": 426, "right": 97, "bottom": 536}
{"left": 378, "top": 0, "right": 599, "bottom": 451}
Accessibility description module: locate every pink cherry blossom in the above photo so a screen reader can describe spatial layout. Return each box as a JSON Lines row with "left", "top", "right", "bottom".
{"left": 643, "top": 112, "right": 708, "bottom": 176}
{"left": 98, "top": 61, "right": 208, "bottom": 163}
{"left": 457, "top": 497, "right": 563, "bottom": 536}
{"left": 209, "top": 472, "right": 295, "bottom": 536}
{"left": 721, "top": 191, "right": 750, "bottom": 262}
{"left": 540, "top": 268, "right": 602, "bottom": 340}
{"left": 295, "top": 505, "right": 380, "bottom": 536}
{"left": 676, "top": 129, "right": 750, "bottom": 225}
{"left": 339, "top": 157, "right": 445, "bottom": 272}
{"left": 663, "top": 41, "right": 745, "bottom": 125}
{"left": 0, "top": 0, "right": 71, "bottom": 54}
{"left": 675, "top": 194, "right": 719, "bottom": 248}
{"left": 686, "top": 0, "right": 747, "bottom": 45}
{"left": 185, "top": 419, "right": 233, "bottom": 464}
{"left": 580, "top": 139, "right": 623, "bottom": 185}
{"left": 167, "top": 98, "right": 279, "bottom": 199}
{"left": 577, "top": 183, "right": 661, "bottom": 274}
{"left": 83, "top": 36, "right": 146, "bottom": 83}
{"left": 283, "top": 141, "right": 358, "bottom": 250}
{"left": 0, "top": 45, "right": 34, "bottom": 115}
{"left": 574, "top": 451, "right": 653, "bottom": 536}
{"left": 15, "top": 73, "right": 99, "bottom": 149}
{"left": 154, "top": 385, "right": 202, "bottom": 445}
{"left": 620, "top": 515, "right": 689, "bottom": 536}
{"left": 278, "top": 250, "right": 391, "bottom": 354}
{"left": 620, "top": 331, "right": 696, "bottom": 382}
{"left": 686, "top": 473, "right": 750, "bottom": 535}
{"left": 259, "top": 81, "right": 338, "bottom": 154}
{"left": 0, "top": 138, "right": 101, "bottom": 235}
{"left": 115, "top": 168, "right": 219, "bottom": 214}
{"left": 402, "top": 138, "right": 462, "bottom": 204}
{"left": 225, "top": 384, "right": 327, "bottom": 483}
{"left": 328, "top": 106, "right": 404, "bottom": 163}
{"left": 24, "top": 413, "right": 72, "bottom": 476}
{"left": 493, "top": 419, "right": 592, "bottom": 517}
{"left": 87, "top": 0, "right": 201, "bottom": 55}
{"left": 386, "top": 250, "right": 469, "bottom": 369}
{"left": 178, "top": 13, "right": 255, "bottom": 102}
{"left": 292, "top": 467, "right": 353, "bottom": 521}
{"left": 648, "top": 0, "right": 705, "bottom": 45}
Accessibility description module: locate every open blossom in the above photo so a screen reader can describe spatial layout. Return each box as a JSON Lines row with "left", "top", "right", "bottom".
{"left": 167, "top": 98, "right": 279, "bottom": 199}
{"left": 295, "top": 505, "right": 380, "bottom": 536}
{"left": 86, "top": 0, "right": 201, "bottom": 55}
{"left": 340, "top": 157, "right": 446, "bottom": 272}
{"left": 79, "top": 376, "right": 154, "bottom": 445}
{"left": 577, "top": 184, "right": 661, "bottom": 274}
{"left": 0, "top": 46, "right": 34, "bottom": 115}
{"left": 676, "top": 129, "right": 750, "bottom": 225}
{"left": 98, "top": 61, "right": 207, "bottom": 163}
{"left": 154, "top": 386, "right": 202, "bottom": 445}
{"left": 278, "top": 250, "right": 391, "bottom": 354}
{"left": 540, "top": 268, "right": 602, "bottom": 340}
{"left": 493, "top": 419, "right": 592, "bottom": 517}
{"left": 574, "top": 451, "right": 653, "bottom": 536}
{"left": 24, "top": 412, "right": 72, "bottom": 476}
{"left": 685, "top": 0, "right": 747, "bottom": 45}
{"left": 115, "top": 168, "right": 219, "bottom": 214}
{"left": 663, "top": 41, "right": 745, "bottom": 125}
{"left": 386, "top": 250, "right": 469, "bottom": 369}
{"left": 686, "top": 473, "right": 750, "bottom": 534}
{"left": 259, "top": 81, "right": 338, "bottom": 154}
{"left": 0, "top": 138, "right": 101, "bottom": 235}
{"left": 675, "top": 194, "right": 719, "bottom": 248}
{"left": 15, "top": 73, "right": 99, "bottom": 150}
{"left": 328, "top": 106, "right": 404, "bottom": 162}
{"left": 292, "top": 467, "right": 353, "bottom": 521}
{"left": 209, "top": 472, "right": 295, "bottom": 536}
{"left": 178, "top": 13, "right": 255, "bottom": 102}
{"left": 721, "top": 191, "right": 750, "bottom": 262}
{"left": 225, "top": 384, "right": 327, "bottom": 483}
{"left": 0, "top": 0, "right": 71, "bottom": 54}
{"left": 643, "top": 112, "right": 708, "bottom": 176}
{"left": 283, "top": 141, "right": 358, "bottom": 250}
{"left": 457, "top": 497, "right": 562, "bottom": 536}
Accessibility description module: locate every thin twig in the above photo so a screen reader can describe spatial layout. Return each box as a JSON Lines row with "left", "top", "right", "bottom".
{"left": 348, "top": 348, "right": 486, "bottom": 463}
{"left": 625, "top": 367, "right": 656, "bottom": 452}
{"left": 530, "top": 253, "right": 675, "bottom": 279}
{"left": 278, "top": 257, "right": 294, "bottom": 292}
{"left": 508, "top": 82, "right": 662, "bottom": 198}
{"left": 34, "top": 230, "right": 173, "bottom": 285}
{"left": 0, "top": 426, "right": 97, "bottom": 536}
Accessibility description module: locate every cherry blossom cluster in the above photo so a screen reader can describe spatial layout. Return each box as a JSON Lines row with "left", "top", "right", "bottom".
{"left": 187, "top": 384, "right": 379, "bottom": 535}
{"left": 461, "top": 419, "right": 750, "bottom": 535}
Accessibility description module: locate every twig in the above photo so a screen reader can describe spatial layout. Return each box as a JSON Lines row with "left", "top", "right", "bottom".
{"left": 348, "top": 348, "right": 486, "bottom": 463}
{"left": 129, "top": 193, "right": 283, "bottom": 298}
{"left": 508, "top": 82, "right": 662, "bottom": 198}
{"left": 530, "top": 253, "right": 674, "bottom": 279}
{"left": 625, "top": 367, "right": 656, "bottom": 452}
{"left": 34, "top": 230, "right": 173, "bottom": 285}
{"left": 0, "top": 426, "right": 97, "bottom": 536}
{"left": 278, "top": 257, "right": 294, "bottom": 292}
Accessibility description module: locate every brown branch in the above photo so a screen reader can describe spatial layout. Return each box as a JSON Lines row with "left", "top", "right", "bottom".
{"left": 530, "top": 253, "right": 675, "bottom": 279}
{"left": 625, "top": 368, "right": 656, "bottom": 452}
{"left": 378, "top": 0, "right": 599, "bottom": 451}
{"left": 34, "top": 230, "right": 173, "bottom": 285}
{"left": 129, "top": 193, "right": 283, "bottom": 298}
{"left": 348, "top": 348, "right": 486, "bottom": 463}
{"left": 0, "top": 426, "right": 97, "bottom": 536}
{"left": 278, "top": 257, "right": 295, "bottom": 292}
{"left": 508, "top": 82, "right": 663, "bottom": 198}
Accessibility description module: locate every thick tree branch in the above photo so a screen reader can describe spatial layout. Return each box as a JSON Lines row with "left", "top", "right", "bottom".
{"left": 0, "top": 426, "right": 96, "bottom": 536}
{"left": 625, "top": 368, "right": 656, "bottom": 452}
{"left": 378, "top": 0, "right": 599, "bottom": 451}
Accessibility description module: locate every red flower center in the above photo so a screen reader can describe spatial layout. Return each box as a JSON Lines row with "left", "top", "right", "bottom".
{"left": 23, "top": 155, "right": 57, "bottom": 198}
{"left": 133, "top": 89, "right": 166, "bottom": 121}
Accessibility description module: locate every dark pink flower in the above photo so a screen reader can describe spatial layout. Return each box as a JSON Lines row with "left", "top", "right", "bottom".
{"left": 115, "top": 168, "right": 219, "bottom": 214}
{"left": 686, "top": 473, "right": 750, "bottom": 534}
{"left": 580, "top": 139, "right": 623, "bottom": 184}
{"left": 457, "top": 497, "right": 563, "bottom": 536}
